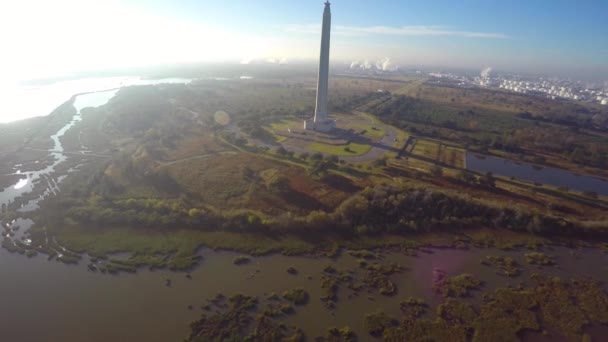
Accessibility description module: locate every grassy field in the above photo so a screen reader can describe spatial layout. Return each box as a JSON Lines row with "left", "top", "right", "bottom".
{"left": 440, "top": 145, "right": 465, "bottom": 168}
{"left": 264, "top": 119, "right": 303, "bottom": 143}
{"left": 308, "top": 141, "right": 372, "bottom": 156}
{"left": 411, "top": 139, "right": 441, "bottom": 160}
{"left": 350, "top": 122, "right": 386, "bottom": 140}
{"left": 267, "top": 119, "right": 301, "bottom": 132}
{"left": 393, "top": 78, "right": 428, "bottom": 97}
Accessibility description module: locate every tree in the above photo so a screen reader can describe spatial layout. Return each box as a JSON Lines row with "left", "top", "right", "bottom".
{"left": 583, "top": 191, "right": 598, "bottom": 199}
{"left": 268, "top": 175, "right": 290, "bottom": 193}
{"left": 430, "top": 165, "right": 443, "bottom": 177}
{"left": 479, "top": 172, "right": 496, "bottom": 188}
{"left": 326, "top": 155, "right": 339, "bottom": 165}
{"left": 310, "top": 152, "right": 324, "bottom": 161}
{"left": 275, "top": 147, "right": 288, "bottom": 156}
{"left": 373, "top": 158, "right": 387, "bottom": 167}
{"left": 241, "top": 166, "right": 255, "bottom": 180}
{"left": 457, "top": 170, "right": 475, "bottom": 184}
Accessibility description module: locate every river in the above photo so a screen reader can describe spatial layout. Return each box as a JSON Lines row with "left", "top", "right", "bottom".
{"left": 0, "top": 76, "right": 194, "bottom": 123}
{"left": 0, "top": 79, "right": 191, "bottom": 212}
{"left": 1, "top": 242, "right": 608, "bottom": 341}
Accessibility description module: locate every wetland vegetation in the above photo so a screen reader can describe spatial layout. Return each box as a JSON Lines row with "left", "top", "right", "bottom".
{"left": 1, "top": 69, "right": 608, "bottom": 341}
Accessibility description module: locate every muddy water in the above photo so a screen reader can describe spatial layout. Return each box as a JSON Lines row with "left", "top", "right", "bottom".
{"left": 1, "top": 245, "right": 607, "bottom": 341}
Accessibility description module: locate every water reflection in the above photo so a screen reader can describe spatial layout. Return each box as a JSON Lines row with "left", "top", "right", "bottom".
{"left": 0, "top": 78, "right": 192, "bottom": 211}
{"left": 466, "top": 153, "right": 608, "bottom": 196}
{"left": 13, "top": 178, "right": 28, "bottom": 190}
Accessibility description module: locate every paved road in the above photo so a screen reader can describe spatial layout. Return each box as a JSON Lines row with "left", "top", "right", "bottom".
{"left": 340, "top": 125, "right": 398, "bottom": 162}
{"left": 225, "top": 112, "right": 401, "bottom": 163}
{"left": 339, "top": 112, "right": 400, "bottom": 162}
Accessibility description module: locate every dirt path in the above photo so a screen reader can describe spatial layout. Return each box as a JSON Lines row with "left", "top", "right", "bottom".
{"left": 157, "top": 151, "right": 238, "bottom": 167}
{"left": 25, "top": 147, "right": 111, "bottom": 159}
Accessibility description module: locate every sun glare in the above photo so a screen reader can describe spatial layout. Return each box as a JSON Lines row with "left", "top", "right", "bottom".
{"left": 0, "top": 0, "right": 282, "bottom": 82}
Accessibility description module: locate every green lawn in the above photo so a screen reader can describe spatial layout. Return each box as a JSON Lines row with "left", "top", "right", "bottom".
{"left": 267, "top": 119, "right": 301, "bottom": 133}
{"left": 264, "top": 119, "right": 301, "bottom": 143}
{"left": 351, "top": 123, "right": 385, "bottom": 140}
{"left": 263, "top": 127, "right": 287, "bottom": 143}
{"left": 308, "top": 141, "right": 372, "bottom": 156}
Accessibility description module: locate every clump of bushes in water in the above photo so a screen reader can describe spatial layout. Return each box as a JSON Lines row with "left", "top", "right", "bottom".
{"left": 1, "top": 238, "right": 24, "bottom": 254}
{"left": 1, "top": 237, "right": 41, "bottom": 258}
{"left": 228, "top": 293, "right": 258, "bottom": 311}
{"left": 382, "top": 300, "right": 473, "bottom": 341}
{"left": 381, "top": 276, "right": 608, "bottom": 341}
{"left": 103, "top": 260, "right": 137, "bottom": 274}
{"left": 525, "top": 252, "right": 554, "bottom": 265}
{"left": 282, "top": 288, "right": 309, "bottom": 305}
{"left": 322, "top": 326, "right": 357, "bottom": 342}
{"left": 363, "top": 262, "right": 403, "bottom": 296}
{"left": 233, "top": 256, "right": 251, "bottom": 265}
{"left": 433, "top": 272, "right": 482, "bottom": 298}
{"left": 320, "top": 275, "right": 339, "bottom": 304}
{"left": 363, "top": 311, "right": 398, "bottom": 336}
{"left": 348, "top": 249, "right": 376, "bottom": 259}
{"left": 57, "top": 253, "right": 81, "bottom": 264}
{"left": 320, "top": 265, "right": 358, "bottom": 308}
{"left": 481, "top": 255, "right": 521, "bottom": 277}
{"left": 262, "top": 303, "right": 294, "bottom": 318}
{"left": 186, "top": 276, "right": 608, "bottom": 341}
{"left": 188, "top": 292, "right": 304, "bottom": 342}
{"left": 399, "top": 297, "right": 428, "bottom": 318}
{"left": 473, "top": 287, "right": 538, "bottom": 341}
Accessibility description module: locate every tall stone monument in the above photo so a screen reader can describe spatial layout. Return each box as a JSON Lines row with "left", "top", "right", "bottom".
{"left": 304, "top": 1, "right": 336, "bottom": 132}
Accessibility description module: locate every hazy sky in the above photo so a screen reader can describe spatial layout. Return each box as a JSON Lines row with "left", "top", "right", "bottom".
{"left": 1, "top": 0, "right": 607, "bottom": 81}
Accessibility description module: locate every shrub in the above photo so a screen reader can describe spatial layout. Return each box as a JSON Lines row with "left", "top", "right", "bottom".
{"left": 282, "top": 288, "right": 309, "bottom": 305}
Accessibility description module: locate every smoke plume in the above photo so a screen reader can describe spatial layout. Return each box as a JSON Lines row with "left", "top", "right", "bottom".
{"left": 481, "top": 67, "right": 492, "bottom": 78}
{"left": 377, "top": 57, "right": 395, "bottom": 71}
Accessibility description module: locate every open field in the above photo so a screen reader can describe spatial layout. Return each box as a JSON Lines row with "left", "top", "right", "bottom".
{"left": 308, "top": 141, "right": 371, "bottom": 156}
{"left": 368, "top": 82, "right": 608, "bottom": 179}
{"left": 411, "top": 139, "right": 440, "bottom": 160}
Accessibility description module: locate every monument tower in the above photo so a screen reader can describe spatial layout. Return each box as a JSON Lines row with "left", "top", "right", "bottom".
{"left": 304, "top": 1, "right": 336, "bottom": 132}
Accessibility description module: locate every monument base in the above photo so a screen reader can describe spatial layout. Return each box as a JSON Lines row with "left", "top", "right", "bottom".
{"left": 303, "top": 118, "right": 336, "bottom": 132}
{"left": 303, "top": 119, "right": 315, "bottom": 130}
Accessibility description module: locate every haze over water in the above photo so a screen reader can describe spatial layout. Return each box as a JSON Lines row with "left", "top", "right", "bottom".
{"left": 0, "top": 76, "right": 191, "bottom": 123}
